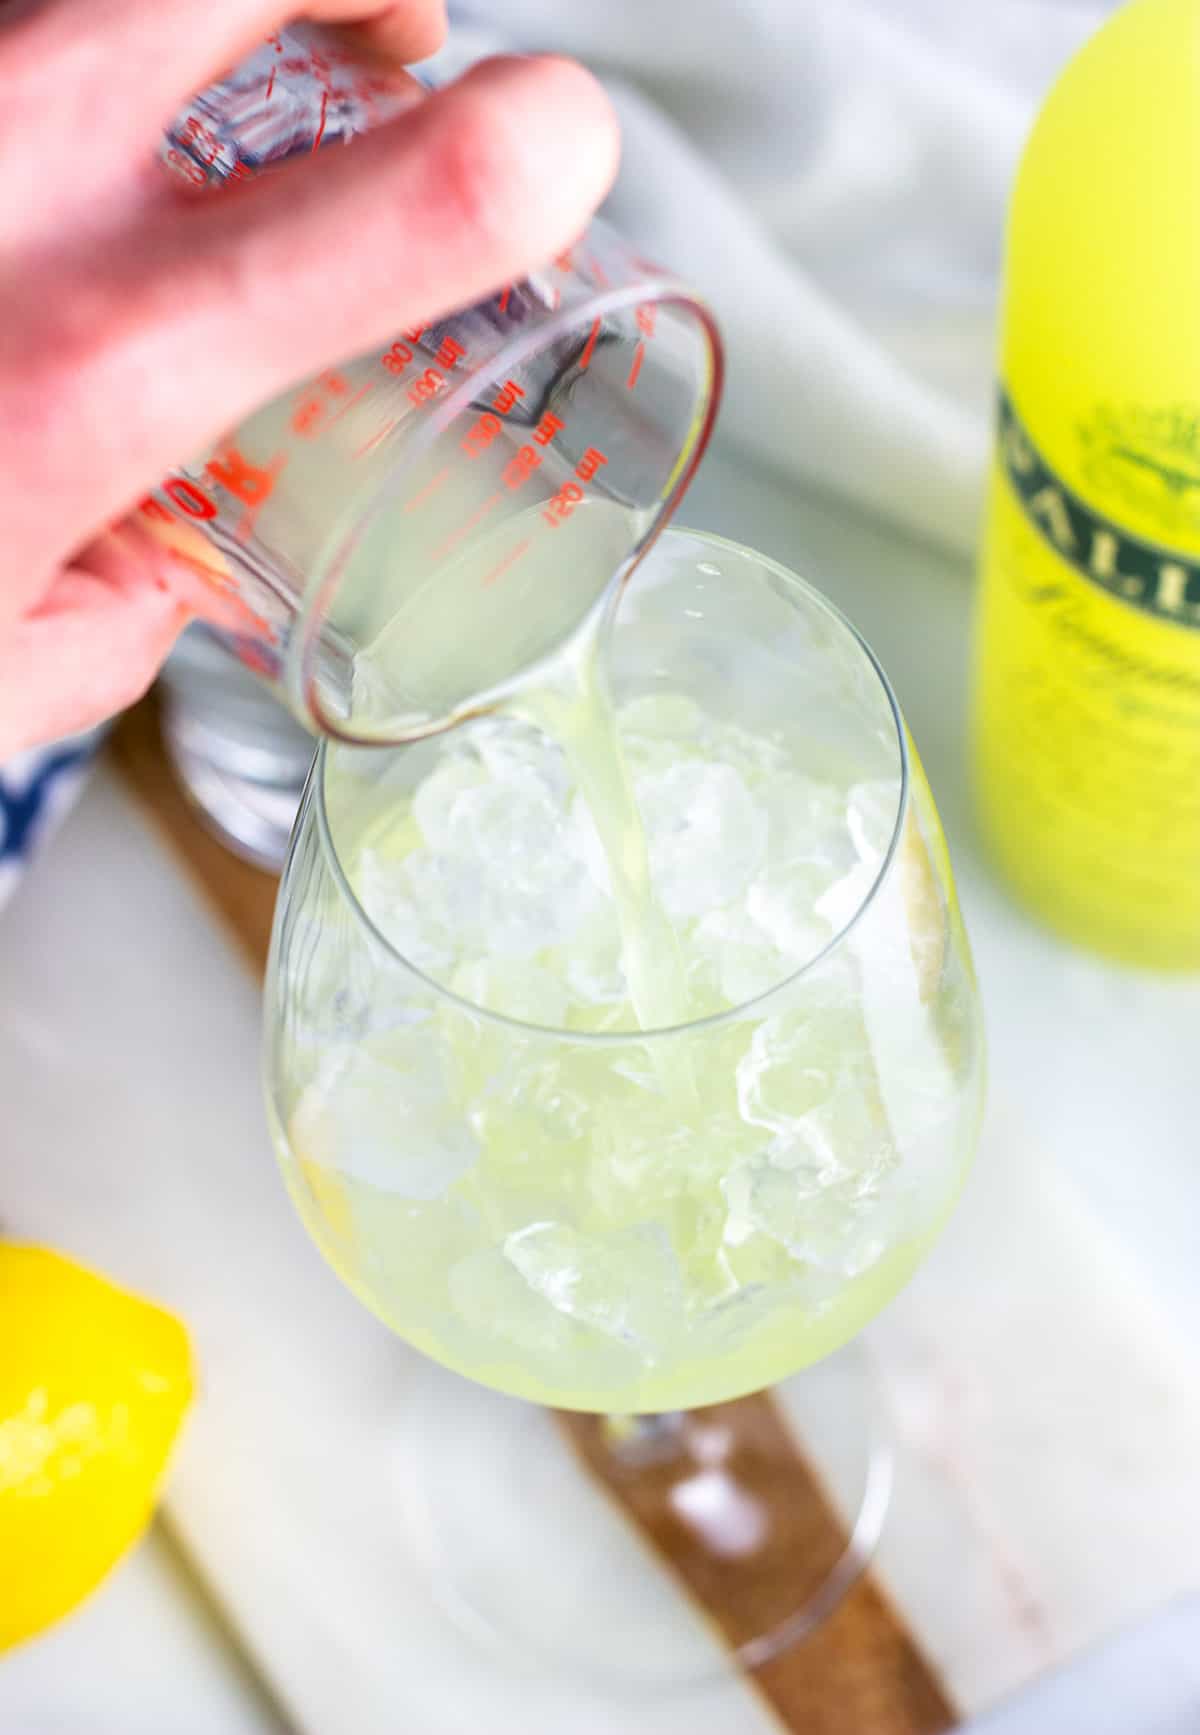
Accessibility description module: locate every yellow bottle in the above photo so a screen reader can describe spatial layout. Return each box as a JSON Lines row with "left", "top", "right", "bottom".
{"left": 973, "top": 0, "right": 1200, "bottom": 969}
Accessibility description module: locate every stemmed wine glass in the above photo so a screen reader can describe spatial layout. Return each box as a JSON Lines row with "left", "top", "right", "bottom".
{"left": 263, "top": 527, "right": 985, "bottom": 1681}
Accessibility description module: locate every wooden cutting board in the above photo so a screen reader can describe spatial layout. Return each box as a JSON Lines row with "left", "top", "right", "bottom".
{"left": 109, "top": 694, "right": 956, "bottom": 1735}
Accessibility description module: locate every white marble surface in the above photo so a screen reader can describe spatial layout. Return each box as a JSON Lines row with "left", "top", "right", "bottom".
{"left": 2, "top": 449, "right": 1200, "bottom": 1729}
{"left": 0, "top": 1523, "right": 286, "bottom": 1734}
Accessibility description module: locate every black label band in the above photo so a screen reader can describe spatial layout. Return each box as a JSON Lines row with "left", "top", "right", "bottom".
{"left": 998, "top": 388, "right": 1200, "bottom": 630}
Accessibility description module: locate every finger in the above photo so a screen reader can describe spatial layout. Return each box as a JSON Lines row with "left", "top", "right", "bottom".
{"left": 0, "top": 531, "right": 191, "bottom": 758}
{"left": 320, "top": 0, "right": 448, "bottom": 66}
{"left": 21, "top": 0, "right": 447, "bottom": 168}
{"left": 47, "top": 56, "right": 619, "bottom": 541}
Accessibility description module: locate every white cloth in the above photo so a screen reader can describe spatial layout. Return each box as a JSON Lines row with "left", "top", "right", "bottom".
{"left": 438, "top": 0, "right": 1113, "bottom": 556}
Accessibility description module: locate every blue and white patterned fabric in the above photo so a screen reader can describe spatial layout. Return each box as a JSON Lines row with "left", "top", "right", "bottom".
{"left": 0, "top": 732, "right": 103, "bottom": 912}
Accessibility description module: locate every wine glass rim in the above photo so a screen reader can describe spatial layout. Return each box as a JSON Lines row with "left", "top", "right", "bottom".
{"left": 310, "top": 529, "right": 912, "bottom": 1045}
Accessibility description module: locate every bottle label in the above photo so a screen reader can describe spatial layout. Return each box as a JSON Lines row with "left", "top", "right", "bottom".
{"left": 998, "top": 388, "right": 1200, "bottom": 629}
{"left": 975, "top": 386, "right": 1200, "bottom": 966}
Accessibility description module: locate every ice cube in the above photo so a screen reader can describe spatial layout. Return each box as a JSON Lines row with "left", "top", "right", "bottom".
{"left": 443, "top": 770, "right": 598, "bottom": 956}
{"left": 739, "top": 1002, "right": 893, "bottom": 1155}
{"left": 291, "top": 1033, "right": 478, "bottom": 1200}
{"left": 504, "top": 1220, "right": 685, "bottom": 1358}
{"left": 619, "top": 691, "right": 706, "bottom": 738}
{"left": 357, "top": 847, "right": 462, "bottom": 971}
{"left": 705, "top": 721, "right": 791, "bottom": 787}
{"left": 736, "top": 1004, "right": 859, "bottom": 1135}
{"left": 452, "top": 958, "right": 568, "bottom": 1028}
{"left": 509, "top": 1059, "right": 589, "bottom": 1144}
{"left": 847, "top": 779, "right": 902, "bottom": 869}
{"left": 696, "top": 1282, "right": 783, "bottom": 1353}
{"left": 764, "top": 773, "right": 855, "bottom": 875}
{"left": 689, "top": 905, "right": 792, "bottom": 1008}
{"left": 449, "top": 1246, "right": 574, "bottom": 1357}
{"left": 781, "top": 1063, "right": 896, "bottom": 1179}
{"left": 561, "top": 908, "right": 627, "bottom": 1006}
{"left": 568, "top": 789, "right": 613, "bottom": 898}
{"left": 638, "top": 762, "right": 768, "bottom": 919}
{"left": 354, "top": 1196, "right": 484, "bottom": 1329}
{"left": 727, "top": 1034, "right": 899, "bottom": 1278}
{"left": 618, "top": 692, "right": 708, "bottom": 770}
{"left": 412, "top": 754, "right": 485, "bottom": 851}
{"left": 470, "top": 716, "right": 571, "bottom": 803}
{"left": 721, "top": 1144, "right": 891, "bottom": 1278}
{"left": 745, "top": 869, "right": 832, "bottom": 968}
{"left": 586, "top": 1100, "right": 698, "bottom": 1221}
{"left": 813, "top": 779, "right": 903, "bottom": 932}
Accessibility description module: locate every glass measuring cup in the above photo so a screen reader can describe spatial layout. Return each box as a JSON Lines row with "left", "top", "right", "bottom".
{"left": 146, "top": 26, "right": 723, "bottom": 746}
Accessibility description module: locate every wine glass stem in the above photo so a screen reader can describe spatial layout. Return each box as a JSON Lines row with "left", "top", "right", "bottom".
{"left": 601, "top": 1411, "right": 690, "bottom": 1465}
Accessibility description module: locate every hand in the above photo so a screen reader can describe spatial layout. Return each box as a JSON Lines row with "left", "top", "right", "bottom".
{"left": 0, "top": 1, "right": 617, "bottom": 755}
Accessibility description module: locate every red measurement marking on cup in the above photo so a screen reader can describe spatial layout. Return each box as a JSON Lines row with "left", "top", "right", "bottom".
{"left": 407, "top": 367, "right": 445, "bottom": 408}
{"left": 291, "top": 397, "right": 323, "bottom": 438}
{"left": 541, "top": 447, "right": 608, "bottom": 528}
{"left": 265, "top": 67, "right": 276, "bottom": 101}
{"left": 429, "top": 491, "right": 502, "bottom": 564}
{"left": 206, "top": 445, "right": 282, "bottom": 509}
{"left": 435, "top": 334, "right": 467, "bottom": 369}
{"left": 589, "top": 255, "right": 610, "bottom": 288}
{"left": 202, "top": 444, "right": 286, "bottom": 545}
{"left": 461, "top": 411, "right": 501, "bottom": 459}
{"left": 402, "top": 466, "right": 451, "bottom": 512}
{"left": 481, "top": 538, "right": 531, "bottom": 588}
{"left": 381, "top": 340, "right": 414, "bottom": 377}
{"left": 291, "top": 370, "right": 362, "bottom": 438}
{"left": 502, "top": 445, "right": 542, "bottom": 491}
{"left": 498, "top": 286, "right": 512, "bottom": 314}
{"left": 178, "top": 116, "right": 221, "bottom": 166}
{"left": 312, "top": 89, "right": 329, "bottom": 151}
{"left": 491, "top": 378, "right": 525, "bottom": 414}
{"left": 542, "top": 481, "right": 583, "bottom": 527}
{"left": 461, "top": 379, "right": 535, "bottom": 460}
{"left": 164, "top": 147, "right": 206, "bottom": 187}
{"left": 160, "top": 478, "right": 216, "bottom": 520}
{"left": 626, "top": 305, "right": 656, "bottom": 390}
{"left": 579, "top": 317, "right": 601, "bottom": 371}
{"left": 533, "top": 410, "right": 564, "bottom": 446}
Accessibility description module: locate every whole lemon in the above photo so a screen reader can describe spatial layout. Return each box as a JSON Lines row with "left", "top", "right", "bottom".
{"left": 0, "top": 1244, "right": 193, "bottom": 1650}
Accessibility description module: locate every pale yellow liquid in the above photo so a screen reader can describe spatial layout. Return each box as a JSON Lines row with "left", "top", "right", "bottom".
{"left": 273, "top": 508, "right": 978, "bottom": 1411}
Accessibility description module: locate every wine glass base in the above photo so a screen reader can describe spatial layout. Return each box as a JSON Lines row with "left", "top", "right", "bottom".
{"left": 157, "top": 626, "right": 314, "bottom": 870}
{"left": 163, "top": 721, "right": 306, "bottom": 872}
{"left": 392, "top": 1343, "right": 892, "bottom": 1691}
